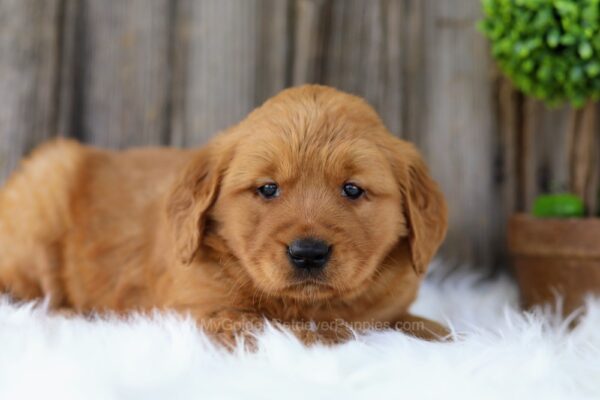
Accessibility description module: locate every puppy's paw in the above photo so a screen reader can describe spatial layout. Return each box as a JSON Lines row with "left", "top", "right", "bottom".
{"left": 286, "top": 319, "right": 356, "bottom": 346}
{"left": 394, "top": 314, "right": 451, "bottom": 341}
{"left": 199, "top": 308, "right": 264, "bottom": 351}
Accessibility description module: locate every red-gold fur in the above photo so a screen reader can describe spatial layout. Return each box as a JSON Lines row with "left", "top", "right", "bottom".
{"left": 0, "top": 86, "right": 448, "bottom": 346}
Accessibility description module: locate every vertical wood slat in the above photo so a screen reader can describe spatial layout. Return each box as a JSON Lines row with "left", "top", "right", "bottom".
{"left": 55, "top": 0, "right": 79, "bottom": 140}
{"left": 72, "top": 0, "right": 173, "bottom": 147}
{"left": 172, "top": 0, "right": 257, "bottom": 147}
{"left": 324, "top": 0, "right": 404, "bottom": 135}
{"left": 291, "top": 0, "right": 329, "bottom": 85}
{"left": 497, "top": 77, "right": 519, "bottom": 216}
{"left": 0, "top": 0, "right": 61, "bottom": 181}
{"left": 170, "top": 0, "right": 290, "bottom": 147}
{"left": 521, "top": 99, "right": 572, "bottom": 211}
{"left": 568, "top": 102, "right": 599, "bottom": 216}
{"left": 293, "top": 0, "right": 405, "bottom": 136}
{"left": 399, "top": 0, "right": 426, "bottom": 144}
{"left": 255, "top": 0, "right": 291, "bottom": 104}
{"left": 495, "top": 75, "right": 520, "bottom": 266}
{"left": 589, "top": 105, "right": 600, "bottom": 215}
{"left": 421, "top": 0, "right": 499, "bottom": 266}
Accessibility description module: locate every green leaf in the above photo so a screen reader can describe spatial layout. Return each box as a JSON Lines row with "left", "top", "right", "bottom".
{"left": 579, "top": 41, "right": 593, "bottom": 59}
{"left": 570, "top": 66, "right": 584, "bottom": 82}
{"left": 532, "top": 194, "right": 585, "bottom": 218}
{"left": 586, "top": 62, "right": 600, "bottom": 77}
{"left": 547, "top": 30, "right": 560, "bottom": 48}
{"left": 560, "top": 33, "right": 577, "bottom": 45}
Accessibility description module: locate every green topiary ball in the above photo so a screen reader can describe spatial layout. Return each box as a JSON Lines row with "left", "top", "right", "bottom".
{"left": 480, "top": 0, "right": 600, "bottom": 107}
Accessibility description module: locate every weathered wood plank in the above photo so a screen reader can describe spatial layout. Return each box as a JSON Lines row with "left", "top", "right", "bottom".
{"left": 291, "top": 0, "right": 425, "bottom": 140}
{"left": 0, "top": 0, "right": 61, "bottom": 182}
{"left": 69, "top": 0, "right": 173, "bottom": 148}
{"left": 568, "top": 102, "right": 599, "bottom": 216}
{"left": 171, "top": 0, "right": 291, "bottom": 147}
{"left": 494, "top": 75, "right": 521, "bottom": 266}
{"left": 255, "top": 0, "right": 292, "bottom": 104}
{"left": 55, "top": 0, "right": 81, "bottom": 140}
{"left": 290, "top": 0, "right": 329, "bottom": 85}
{"left": 319, "top": 0, "right": 404, "bottom": 136}
{"left": 521, "top": 99, "right": 572, "bottom": 211}
{"left": 420, "top": 0, "right": 500, "bottom": 266}
{"left": 589, "top": 104, "right": 600, "bottom": 216}
{"left": 496, "top": 76, "right": 520, "bottom": 217}
{"left": 399, "top": 0, "right": 426, "bottom": 143}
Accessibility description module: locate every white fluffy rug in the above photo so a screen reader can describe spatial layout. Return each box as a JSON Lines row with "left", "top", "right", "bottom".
{"left": 1, "top": 263, "right": 599, "bottom": 400}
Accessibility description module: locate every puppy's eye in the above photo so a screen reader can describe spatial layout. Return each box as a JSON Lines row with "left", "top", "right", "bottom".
{"left": 257, "top": 183, "right": 280, "bottom": 199}
{"left": 342, "top": 183, "right": 364, "bottom": 200}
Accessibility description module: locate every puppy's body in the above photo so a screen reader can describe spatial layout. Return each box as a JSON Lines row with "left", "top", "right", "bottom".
{"left": 0, "top": 86, "right": 448, "bottom": 345}
{"left": 0, "top": 141, "right": 185, "bottom": 310}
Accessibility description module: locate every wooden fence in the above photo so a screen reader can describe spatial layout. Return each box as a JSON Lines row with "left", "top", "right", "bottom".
{"left": 1, "top": 0, "right": 598, "bottom": 268}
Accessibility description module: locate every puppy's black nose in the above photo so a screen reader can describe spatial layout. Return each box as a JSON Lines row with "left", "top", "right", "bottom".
{"left": 287, "top": 238, "right": 331, "bottom": 270}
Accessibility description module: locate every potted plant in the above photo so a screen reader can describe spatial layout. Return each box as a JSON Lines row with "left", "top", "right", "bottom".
{"left": 480, "top": 0, "right": 600, "bottom": 314}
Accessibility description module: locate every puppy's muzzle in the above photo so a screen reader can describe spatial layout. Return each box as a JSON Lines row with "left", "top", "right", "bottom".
{"left": 287, "top": 238, "right": 331, "bottom": 271}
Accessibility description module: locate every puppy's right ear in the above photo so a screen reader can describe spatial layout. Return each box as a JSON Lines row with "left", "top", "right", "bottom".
{"left": 386, "top": 139, "right": 448, "bottom": 276}
{"left": 166, "top": 145, "right": 227, "bottom": 265}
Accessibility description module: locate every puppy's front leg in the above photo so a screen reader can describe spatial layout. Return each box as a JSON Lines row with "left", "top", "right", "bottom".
{"left": 198, "top": 308, "right": 265, "bottom": 350}
{"left": 285, "top": 319, "right": 355, "bottom": 346}
{"left": 393, "top": 314, "right": 450, "bottom": 341}
{"left": 290, "top": 316, "right": 449, "bottom": 344}
{"left": 198, "top": 310, "right": 355, "bottom": 349}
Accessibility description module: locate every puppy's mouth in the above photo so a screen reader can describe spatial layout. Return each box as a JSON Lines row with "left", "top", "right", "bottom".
{"left": 281, "top": 277, "right": 336, "bottom": 299}
{"left": 287, "top": 279, "right": 331, "bottom": 289}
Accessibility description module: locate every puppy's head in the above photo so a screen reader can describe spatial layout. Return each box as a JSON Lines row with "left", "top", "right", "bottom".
{"left": 167, "top": 86, "right": 447, "bottom": 302}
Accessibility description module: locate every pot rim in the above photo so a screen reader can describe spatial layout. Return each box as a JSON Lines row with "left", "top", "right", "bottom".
{"left": 508, "top": 213, "right": 600, "bottom": 258}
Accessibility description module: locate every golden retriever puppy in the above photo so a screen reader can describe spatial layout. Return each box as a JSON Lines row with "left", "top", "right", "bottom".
{"left": 0, "top": 85, "right": 448, "bottom": 347}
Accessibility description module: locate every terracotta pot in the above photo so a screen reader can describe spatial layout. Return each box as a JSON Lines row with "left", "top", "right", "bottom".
{"left": 508, "top": 214, "right": 600, "bottom": 315}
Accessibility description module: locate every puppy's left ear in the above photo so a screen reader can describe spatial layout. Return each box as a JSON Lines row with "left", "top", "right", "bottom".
{"left": 166, "top": 140, "right": 231, "bottom": 265}
{"left": 388, "top": 140, "right": 448, "bottom": 276}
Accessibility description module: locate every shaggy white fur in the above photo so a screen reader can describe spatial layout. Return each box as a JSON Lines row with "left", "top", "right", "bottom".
{"left": 1, "top": 263, "right": 599, "bottom": 400}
